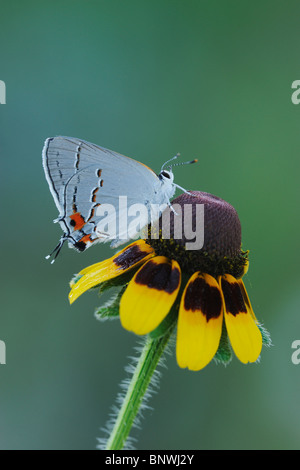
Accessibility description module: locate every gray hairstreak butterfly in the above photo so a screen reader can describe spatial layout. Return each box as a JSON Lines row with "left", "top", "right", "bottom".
{"left": 42, "top": 136, "right": 197, "bottom": 262}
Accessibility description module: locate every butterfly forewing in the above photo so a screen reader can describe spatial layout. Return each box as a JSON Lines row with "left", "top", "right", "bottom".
{"left": 42, "top": 136, "right": 165, "bottom": 251}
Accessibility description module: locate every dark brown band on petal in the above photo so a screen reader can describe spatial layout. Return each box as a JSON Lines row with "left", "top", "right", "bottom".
{"left": 113, "top": 244, "right": 150, "bottom": 270}
{"left": 135, "top": 260, "right": 180, "bottom": 294}
{"left": 184, "top": 276, "right": 222, "bottom": 321}
{"left": 221, "top": 278, "right": 247, "bottom": 316}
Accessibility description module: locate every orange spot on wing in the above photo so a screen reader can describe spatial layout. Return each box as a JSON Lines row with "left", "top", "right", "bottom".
{"left": 70, "top": 212, "right": 86, "bottom": 230}
{"left": 79, "top": 234, "right": 93, "bottom": 244}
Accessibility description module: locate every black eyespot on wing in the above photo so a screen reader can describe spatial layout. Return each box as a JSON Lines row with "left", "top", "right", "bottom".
{"left": 74, "top": 241, "right": 87, "bottom": 252}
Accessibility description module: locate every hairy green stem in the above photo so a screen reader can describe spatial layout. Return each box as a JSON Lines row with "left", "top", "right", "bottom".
{"left": 105, "top": 327, "right": 174, "bottom": 450}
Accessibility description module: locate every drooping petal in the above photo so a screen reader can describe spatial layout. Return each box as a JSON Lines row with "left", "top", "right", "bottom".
{"left": 220, "top": 274, "right": 262, "bottom": 364}
{"left": 176, "top": 272, "right": 224, "bottom": 371}
{"left": 69, "top": 240, "right": 155, "bottom": 304}
{"left": 237, "top": 278, "right": 257, "bottom": 320}
{"left": 120, "top": 256, "right": 181, "bottom": 335}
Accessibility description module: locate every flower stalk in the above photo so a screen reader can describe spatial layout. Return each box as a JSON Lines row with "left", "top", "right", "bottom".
{"left": 105, "top": 325, "right": 175, "bottom": 450}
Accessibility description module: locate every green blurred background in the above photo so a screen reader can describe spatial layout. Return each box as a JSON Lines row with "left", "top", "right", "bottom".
{"left": 1, "top": 0, "right": 299, "bottom": 450}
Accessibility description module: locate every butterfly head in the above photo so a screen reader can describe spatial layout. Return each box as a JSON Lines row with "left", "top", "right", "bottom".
{"left": 159, "top": 169, "right": 174, "bottom": 183}
{"left": 159, "top": 154, "right": 198, "bottom": 198}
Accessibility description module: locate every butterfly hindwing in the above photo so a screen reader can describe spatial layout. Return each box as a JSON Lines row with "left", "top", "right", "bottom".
{"left": 43, "top": 136, "right": 169, "bottom": 253}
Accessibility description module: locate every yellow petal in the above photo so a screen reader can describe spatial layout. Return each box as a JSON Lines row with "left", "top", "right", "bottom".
{"left": 242, "top": 258, "right": 249, "bottom": 276}
{"left": 69, "top": 240, "right": 155, "bottom": 304}
{"left": 176, "top": 272, "right": 223, "bottom": 371}
{"left": 237, "top": 278, "right": 257, "bottom": 320}
{"left": 220, "top": 274, "right": 262, "bottom": 364}
{"left": 120, "top": 256, "right": 181, "bottom": 335}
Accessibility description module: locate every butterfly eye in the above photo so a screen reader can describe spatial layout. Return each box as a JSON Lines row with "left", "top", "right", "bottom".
{"left": 161, "top": 170, "right": 171, "bottom": 179}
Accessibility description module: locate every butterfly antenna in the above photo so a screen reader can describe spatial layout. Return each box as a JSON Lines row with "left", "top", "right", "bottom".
{"left": 161, "top": 153, "right": 180, "bottom": 172}
{"left": 170, "top": 158, "right": 198, "bottom": 169}
{"left": 45, "top": 237, "right": 67, "bottom": 264}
